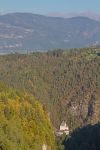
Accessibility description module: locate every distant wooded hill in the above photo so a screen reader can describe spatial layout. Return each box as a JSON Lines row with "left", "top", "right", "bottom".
{"left": 0, "top": 13, "right": 100, "bottom": 53}
{"left": 0, "top": 48, "right": 100, "bottom": 131}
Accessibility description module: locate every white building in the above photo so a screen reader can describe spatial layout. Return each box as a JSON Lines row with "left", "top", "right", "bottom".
{"left": 59, "top": 121, "right": 69, "bottom": 135}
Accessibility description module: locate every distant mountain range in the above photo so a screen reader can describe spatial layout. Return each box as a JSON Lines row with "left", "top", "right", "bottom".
{"left": 47, "top": 12, "right": 100, "bottom": 22}
{"left": 0, "top": 13, "right": 100, "bottom": 53}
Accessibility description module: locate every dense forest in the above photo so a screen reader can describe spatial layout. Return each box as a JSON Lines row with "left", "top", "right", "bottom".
{"left": 0, "top": 48, "right": 100, "bottom": 149}
{"left": 0, "top": 83, "right": 56, "bottom": 150}
{"left": 0, "top": 48, "right": 99, "bottom": 129}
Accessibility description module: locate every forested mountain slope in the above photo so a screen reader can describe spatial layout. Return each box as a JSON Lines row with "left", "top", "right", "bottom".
{"left": 0, "top": 48, "right": 100, "bottom": 131}
{"left": 0, "top": 83, "right": 56, "bottom": 150}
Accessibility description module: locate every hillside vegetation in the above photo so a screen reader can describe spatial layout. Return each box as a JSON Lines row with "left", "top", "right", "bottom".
{"left": 0, "top": 48, "right": 100, "bottom": 131}
{"left": 0, "top": 83, "right": 56, "bottom": 150}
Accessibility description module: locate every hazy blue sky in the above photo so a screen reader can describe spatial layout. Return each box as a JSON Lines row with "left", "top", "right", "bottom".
{"left": 0, "top": 0, "right": 100, "bottom": 14}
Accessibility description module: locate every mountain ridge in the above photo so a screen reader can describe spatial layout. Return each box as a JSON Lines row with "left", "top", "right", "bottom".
{"left": 0, "top": 13, "right": 100, "bottom": 53}
{"left": 47, "top": 12, "right": 100, "bottom": 22}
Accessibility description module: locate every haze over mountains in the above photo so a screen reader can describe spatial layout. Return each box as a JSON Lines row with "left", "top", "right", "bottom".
{"left": 0, "top": 12, "right": 100, "bottom": 53}
{"left": 47, "top": 12, "right": 100, "bottom": 21}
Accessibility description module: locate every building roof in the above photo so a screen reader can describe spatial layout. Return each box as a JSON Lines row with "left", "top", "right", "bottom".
{"left": 60, "top": 121, "right": 66, "bottom": 126}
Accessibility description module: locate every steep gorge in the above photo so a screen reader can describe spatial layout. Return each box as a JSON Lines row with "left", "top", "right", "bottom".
{"left": 0, "top": 48, "right": 99, "bottom": 132}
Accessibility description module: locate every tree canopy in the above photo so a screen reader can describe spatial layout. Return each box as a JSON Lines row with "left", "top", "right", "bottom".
{"left": 0, "top": 83, "right": 56, "bottom": 150}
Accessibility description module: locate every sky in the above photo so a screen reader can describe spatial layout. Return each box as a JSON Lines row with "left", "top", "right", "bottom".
{"left": 0, "top": 0, "right": 100, "bottom": 15}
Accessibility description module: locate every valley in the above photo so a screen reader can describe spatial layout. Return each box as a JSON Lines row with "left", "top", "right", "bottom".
{"left": 0, "top": 48, "right": 99, "bottom": 129}
{"left": 0, "top": 47, "right": 100, "bottom": 149}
